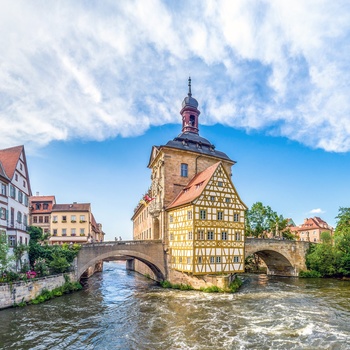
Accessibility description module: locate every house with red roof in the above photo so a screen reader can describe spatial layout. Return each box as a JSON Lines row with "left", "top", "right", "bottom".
{"left": 0, "top": 145, "right": 32, "bottom": 266}
{"left": 290, "top": 217, "right": 334, "bottom": 242}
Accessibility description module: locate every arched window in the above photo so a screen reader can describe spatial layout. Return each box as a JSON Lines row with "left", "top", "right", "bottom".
{"left": 181, "top": 163, "right": 188, "bottom": 177}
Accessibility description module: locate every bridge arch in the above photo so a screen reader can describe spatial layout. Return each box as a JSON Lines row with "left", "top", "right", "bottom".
{"left": 76, "top": 241, "right": 166, "bottom": 281}
{"left": 245, "top": 238, "right": 310, "bottom": 277}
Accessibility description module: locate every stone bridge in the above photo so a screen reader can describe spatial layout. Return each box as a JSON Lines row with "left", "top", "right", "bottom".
{"left": 76, "top": 240, "right": 166, "bottom": 280}
{"left": 76, "top": 238, "right": 310, "bottom": 280}
{"left": 245, "top": 238, "right": 310, "bottom": 276}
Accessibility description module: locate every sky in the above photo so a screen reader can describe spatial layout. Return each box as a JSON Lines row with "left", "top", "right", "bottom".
{"left": 1, "top": 0, "right": 350, "bottom": 240}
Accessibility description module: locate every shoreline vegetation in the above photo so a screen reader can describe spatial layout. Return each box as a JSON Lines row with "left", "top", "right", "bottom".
{"left": 159, "top": 276, "right": 243, "bottom": 293}
{"left": 13, "top": 275, "right": 83, "bottom": 308}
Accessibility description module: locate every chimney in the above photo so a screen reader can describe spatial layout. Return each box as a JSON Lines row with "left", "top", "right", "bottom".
{"left": 36, "top": 192, "right": 39, "bottom": 196}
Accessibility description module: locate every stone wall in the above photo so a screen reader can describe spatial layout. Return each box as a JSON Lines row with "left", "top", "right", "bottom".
{"left": 0, "top": 272, "right": 76, "bottom": 310}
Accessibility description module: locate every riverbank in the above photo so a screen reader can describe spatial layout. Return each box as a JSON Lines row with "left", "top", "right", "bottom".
{"left": 0, "top": 272, "right": 77, "bottom": 310}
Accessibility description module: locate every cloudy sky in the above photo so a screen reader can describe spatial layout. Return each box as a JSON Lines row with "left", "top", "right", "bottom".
{"left": 1, "top": 0, "right": 349, "bottom": 239}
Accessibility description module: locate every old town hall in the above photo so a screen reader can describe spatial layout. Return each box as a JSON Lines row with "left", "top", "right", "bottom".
{"left": 132, "top": 79, "right": 246, "bottom": 284}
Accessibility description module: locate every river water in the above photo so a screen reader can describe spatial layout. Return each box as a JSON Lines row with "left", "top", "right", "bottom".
{"left": 0, "top": 262, "right": 349, "bottom": 350}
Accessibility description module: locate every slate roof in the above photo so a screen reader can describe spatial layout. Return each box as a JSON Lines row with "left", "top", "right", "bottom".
{"left": 0, "top": 145, "right": 24, "bottom": 180}
{"left": 52, "top": 203, "right": 91, "bottom": 212}
{"left": 164, "top": 132, "right": 234, "bottom": 163}
{"left": 167, "top": 162, "right": 221, "bottom": 209}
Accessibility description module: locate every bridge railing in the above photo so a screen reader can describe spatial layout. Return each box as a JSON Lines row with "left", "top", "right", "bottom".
{"left": 81, "top": 240, "right": 163, "bottom": 248}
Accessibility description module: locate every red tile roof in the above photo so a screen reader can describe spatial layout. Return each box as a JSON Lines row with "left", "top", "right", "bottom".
{"left": 0, "top": 145, "right": 24, "bottom": 180}
{"left": 30, "top": 195, "right": 56, "bottom": 203}
{"left": 52, "top": 203, "right": 91, "bottom": 212}
{"left": 167, "top": 162, "right": 221, "bottom": 209}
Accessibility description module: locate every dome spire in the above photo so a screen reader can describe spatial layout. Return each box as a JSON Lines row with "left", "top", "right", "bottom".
{"left": 180, "top": 77, "right": 200, "bottom": 134}
{"left": 188, "top": 76, "right": 192, "bottom": 97}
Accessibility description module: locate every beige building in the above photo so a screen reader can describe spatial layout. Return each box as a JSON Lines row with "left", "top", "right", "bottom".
{"left": 132, "top": 78, "right": 247, "bottom": 277}
{"left": 29, "top": 196, "right": 104, "bottom": 244}
{"left": 290, "top": 217, "right": 334, "bottom": 243}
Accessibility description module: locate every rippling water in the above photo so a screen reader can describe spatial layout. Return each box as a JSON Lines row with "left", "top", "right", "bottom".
{"left": 0, "top": 262, "right": 349, "bottom": 350}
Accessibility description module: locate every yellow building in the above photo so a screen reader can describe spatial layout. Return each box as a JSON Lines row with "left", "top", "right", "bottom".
{"left": 49, "top": 202, "right": 104, "bottom": 244}
{"left": 132, "top": 78, "right": 247, "bottom": 278}
{"left": 167, "top": 162, "right": 246, "bottom": 274}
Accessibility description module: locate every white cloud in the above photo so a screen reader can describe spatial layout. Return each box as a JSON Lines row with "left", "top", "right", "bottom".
{"left": 1, "top": 0, "right": 350, "bottom": 152}
{"left": 309, "top": 208, "right": 325, "bottom": 214}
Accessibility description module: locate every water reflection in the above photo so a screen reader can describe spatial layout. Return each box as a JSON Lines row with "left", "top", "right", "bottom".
{"left": 0, "top": 261, "right": 349, "bottom": 350}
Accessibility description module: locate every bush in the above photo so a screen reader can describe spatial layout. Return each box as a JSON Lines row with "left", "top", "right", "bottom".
{"left": 229, "top": 277, "right": 242, "bottom": 292}
{"left": 299, "top": 270, "right": 322, "bottom": 278}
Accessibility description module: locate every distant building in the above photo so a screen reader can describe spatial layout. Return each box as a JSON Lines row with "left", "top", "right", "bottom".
{"left": 131, "top": 78, "right": 247, "bottom": 279}
{"left": 29, "top": 196, "right": 104, "bottom": 244}
{"left": 290, "top": 217, "right": 334, "bottom": 243}
{"left": 0, "top": 145, "right": 32, "bottom": 263}
{"left": 29, "top": 195, "right": 56, "bottom": 236}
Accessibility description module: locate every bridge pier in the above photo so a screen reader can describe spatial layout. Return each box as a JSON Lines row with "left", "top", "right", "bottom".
{"left": 126, "top": 259, "right": 135, "bottom": 272}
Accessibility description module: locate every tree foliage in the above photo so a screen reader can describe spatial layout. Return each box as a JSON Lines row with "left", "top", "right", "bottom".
{"left": 246, "top": 202, "right": 292, "bottom": 239}
{"left": 303, "top": 207, "right": 350, "bottom": 277}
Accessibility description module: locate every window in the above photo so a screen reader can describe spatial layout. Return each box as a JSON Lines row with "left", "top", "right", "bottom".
{"left": 62, "top": 216, "right": 67, "bottom": 222}
{"left": 20, "top": 163, "right": 23, "bottom": 170}
{"left": 15, "top": 173, "right": 18, "bottom": 181}
{"left": 198, "top": 256, "right": 202, "bottom": 264}
{"left": 179, "top": 257, "right": 182, "bottom": 263}
{"left": 225, "top": 197, "right": 231, "bottom": 203}
{"left": 24, "top": 195, "right": 28, "bottom": 207}
{"left": 17, "top": 211, "right": 22, "bottom": 223}
{"left": 207, "top": 231, "right": 214, "bottom": 240}
{"left": 170, "top": 233, "right": 174, "bottom": 240}
{"left": 20, "top": 236, "right": 23, "bottom": 244}
{"left": 210, "top": 196, "right": 215, "bottom": 201}
{"left": 187, "top": 257, "right": 191, "bottom": 264}
{"left": 23, "top": 215, "right": 27, "bottom": 226}
{"left": 0, "top": 208, "right": 6, "bottom": 220}
{"left": 210, "top": 256, "right": 215, "bottom": 264}
{"left": 234, "top": 213, "right": 239, "bottom": 222}
{"left": 39, "top": 216, "right": 43, "bottom": 223}
{"left": 169, "top": 215, "right": 173, "bottom": 223}
{"left": 188, "top": 231, "right": 193, "bottom": 240}
{"left": 62, "top": 229, "right": 67, "bottom": 236}
{"left": 187, "top": 211, "right": 192, "bottom": 220}
{"left": 181, "top": 163, "right": 188, "bottom": 177}
{"left": 10, "top": 185, "right": 16, "bottom": 198}
{"left": 216, "top": 256, "right": 221, "bottom": 263}
{"left": 221, "top": 232, "right": 228, "bottom": 240}
{"left": 71, "top": 228, "right": 76, "bottom": 236}
{"left": 18, "top": 191, "right": 23, "bottom": 203}
{"left": 8, "top": 236, "right": 16, "bottom": 247}
{"left": 23, "top": 180, "right": 26, "bottom": 188}
{"left": 234, "top": 256, "right": 240, "bottom": 263}
{"left": 44, "top": 216, "right": 49, "bottom": 223}
{"left": 25, "top": 237, "right": 28, "bottom": 245}
{"left": 217, "top": 211, "right": 223, "bottom": 220}
{"left": 198, "top": 230, "right": 204, "bottom": 240}
{"left": 80, "top": 215, "right": 86, "bottom": 222}
{"left": 33, "top": 216, "right": 37, "bottom": 223}
{"left": 200, "top": 210, "right": 206, "bottom": 220}
{"left": 235, "top": 231, "right": 241, "bottom": 241}
{"left": 314, "top": 238, "right": 317, "bottom": 242}
{"left": 35, "top": 203, "right": 41, "bottom": 210}
{"left": 80, "top": 228, "right": 85, "bottom": 236}
{"left": 53, "top": 216, "right": 58, "bottom": 223}
{"left": 217, "top": 181, "right": 223, "bottom": 187}
{"left": 1, "top": 184, "right": 6, "bottom": 196}
{"left": 43, "top": 203, "right": 48, "bottom": 210}
{"left": 71, "top": 215, "right": 76, "bottom": 222}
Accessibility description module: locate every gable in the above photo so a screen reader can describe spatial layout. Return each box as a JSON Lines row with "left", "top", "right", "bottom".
{"left": 194, "top": 163, "right": 247, "bottom": 210}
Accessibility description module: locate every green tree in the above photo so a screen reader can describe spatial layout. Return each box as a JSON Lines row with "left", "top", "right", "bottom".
{"left": 246, "top": 202, "right": 275, "bottom": 238}
{"left": 13, "top": 243, "right": 28, "bottom": 271}
{"left": 306, "top": 242, "right": 337, "bottom": 277}
{"left": 334, "top": 207, "right": 350, "bottom": 276}
{"left": 0, "top": 232, "right": 13, "bottom": 273}
{"left": 49, "top": 252, "right": 70, "bottom": 274}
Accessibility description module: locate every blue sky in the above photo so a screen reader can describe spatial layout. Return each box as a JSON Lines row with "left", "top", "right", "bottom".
{"left": 1, "top": 1, "right": 350, "bottom": 239}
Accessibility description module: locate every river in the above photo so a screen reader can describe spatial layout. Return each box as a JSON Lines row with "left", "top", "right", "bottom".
{"left": 0, "top": 262, "right": 349, "bottom": 350}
